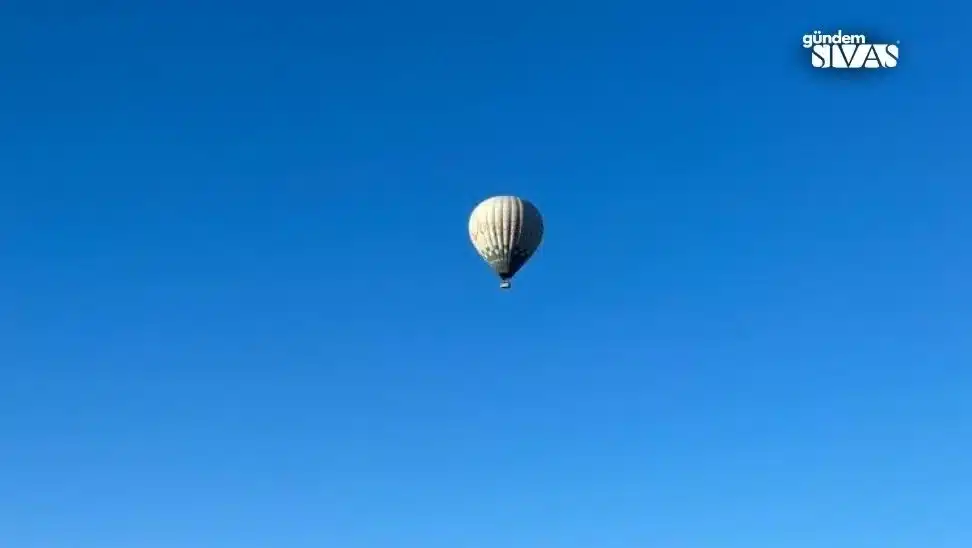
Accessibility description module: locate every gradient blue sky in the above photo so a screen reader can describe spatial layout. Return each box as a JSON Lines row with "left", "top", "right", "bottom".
{"left": 2, "top": 1, "right": 970, "bottom": 547}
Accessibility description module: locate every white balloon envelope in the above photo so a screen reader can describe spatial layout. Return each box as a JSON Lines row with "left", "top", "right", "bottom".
{"left": 468, "top": 195, "right": 544, "bottom": 289}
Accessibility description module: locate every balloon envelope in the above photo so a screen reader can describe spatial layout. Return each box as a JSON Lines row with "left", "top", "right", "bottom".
{"left": 468, "top": 196, "right": 544, "bottom": 288}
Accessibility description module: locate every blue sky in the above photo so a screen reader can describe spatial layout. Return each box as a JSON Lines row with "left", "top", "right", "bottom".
{"left": 1, "top": 1, "right": 970, "bottom": 547}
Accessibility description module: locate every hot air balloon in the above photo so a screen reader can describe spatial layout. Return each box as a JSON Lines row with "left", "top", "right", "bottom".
{"left": 468, "top": 195, "right": 544, "bottom": 289}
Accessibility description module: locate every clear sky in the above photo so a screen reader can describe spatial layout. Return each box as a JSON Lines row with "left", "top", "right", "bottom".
{"left": 2, "top": 1, "right": 970, "bottom": 547}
